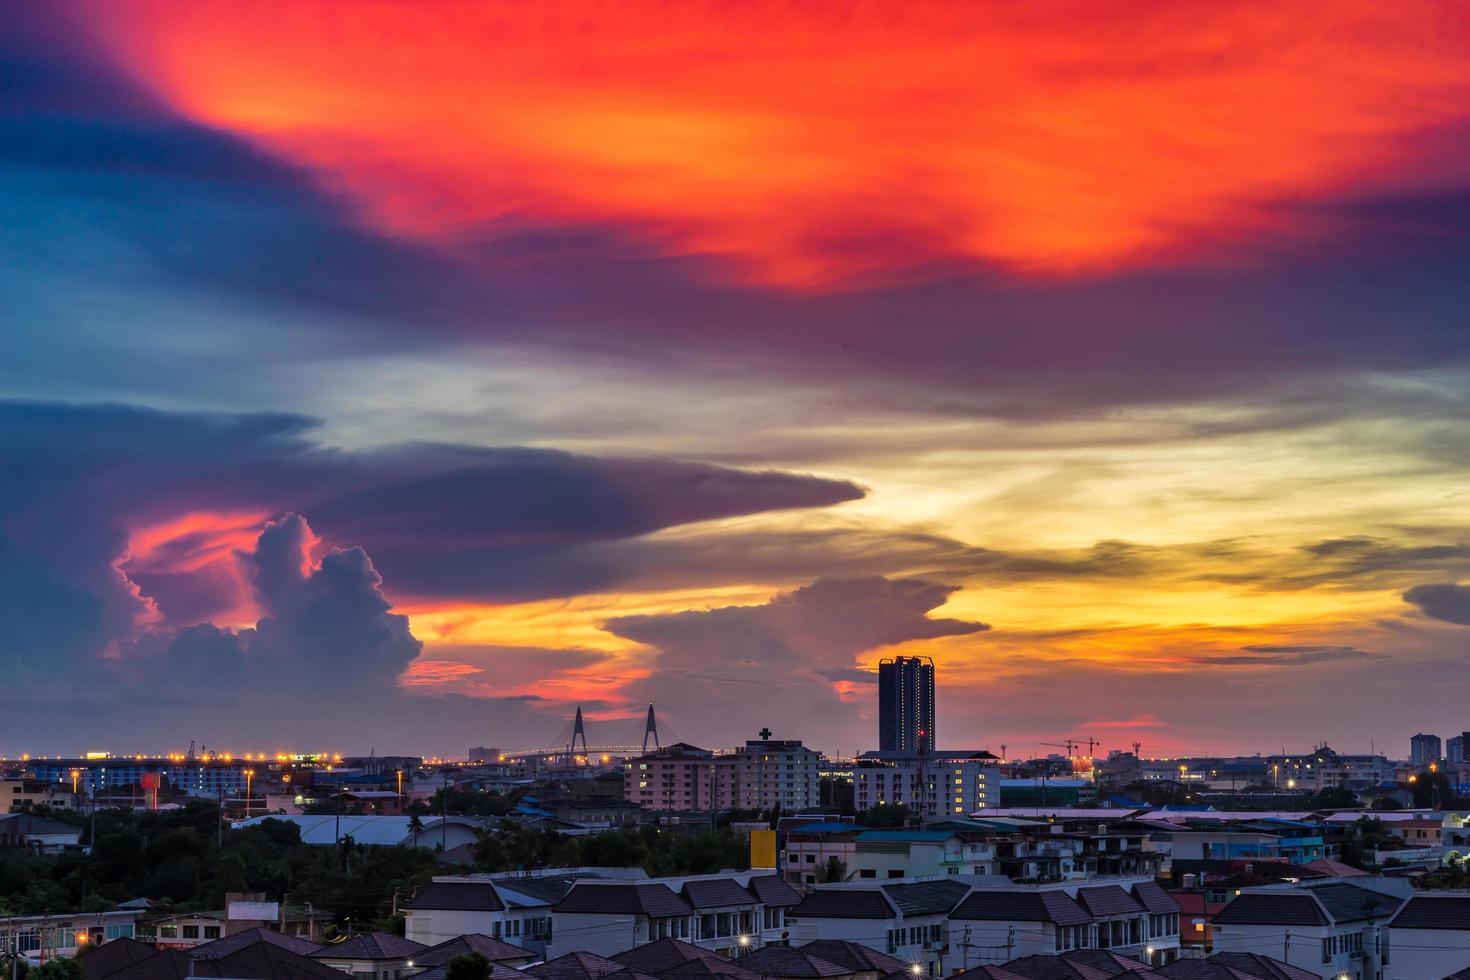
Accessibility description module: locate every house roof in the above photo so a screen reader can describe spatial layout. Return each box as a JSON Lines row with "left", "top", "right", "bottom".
{"left": 611, "top": 938, "right": 722, "bottom": 973}
{"left": 413, "top": 934, "right": 532, "bottom": 966}
{"left": 497, "top": 874, "right": 590, "bottom": 907}
{"left": 940, "top": 969, "right": 1027, "bottom": 980}
{"left": 734, "top": 947, "right": 854, "bottom": 979}
{"left": 881, "top": 880, "right": 970, "bottom": 916}
{"left": 191, "top": 927, "right": 321, "bottom": 960}
{"left": 78, "top": 937, "right": 158, "bottom": 980}
{"left": 1389, "top": 894, "right": 1470, "bottom": 930}
{"left": 91, "top": 949, "right": 193, "bottom": 980}
{"left": 1306, "top": 883, "right": 1401, "bottom": 923}
{"left": 1131, "top": 882, "right": 1180, "bottom": 916}
{"left": 404, "top": 881, "right": 506, "bottom": 912}
{"left": 951, "top": 890, "right": 1092, "bottom": 927}
{"left": 747, "top": 875, "right": 803, "bottom": 908}
{"left": 405, "top": 961, "right": 526, "bottom": 980}
{"left": 684, "top": 877, "right": 759, "bottom": 909}
{"left": 1155, "top": 952, "right": 1319, "bottom": 980}
{"left": 657, "top": 958, "right": 764, "bottom": 980}
{"left": 310, "top": 932, "right": 427, "bottom": 960}
{"left": 1060, "top": 949, "right": 1159, "bottom": 975}
{"left": 1299, "top": 858, "right": 1368, "bottom": 878}
{"left": 555, "top": 882, "right": 693, "bottom": 917}
{"left": 993, "top": 954, "right": 1118, "bottom": 979}
{"left": 194, "top": 942, "right": 352, "bottom": 980}
{"left": 1076, "top": 886, "right": 1144, "bottom": 919}
{"left": 796, "top": 941, "right": 908, "bottom": 976}
{"left": 1211, "top": 893, "right": 1327, "bottom": 927}
{"left": 789, "top": 889, "right": 895, "bottom": 920}
{"left": 526, "top": 951, "right": 629, "bottom": 980}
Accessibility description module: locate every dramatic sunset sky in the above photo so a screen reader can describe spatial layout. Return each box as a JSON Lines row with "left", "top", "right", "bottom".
{"left": 5, "top": 1, "right": 1470, "bottom": 758}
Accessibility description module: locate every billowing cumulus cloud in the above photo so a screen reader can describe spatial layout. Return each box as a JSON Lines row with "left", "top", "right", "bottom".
{"left": 1404, "top": 583, "right": 1470, "bottom": 627}
{"left": 606, "top": 577, "right": 987, "bottom": 748}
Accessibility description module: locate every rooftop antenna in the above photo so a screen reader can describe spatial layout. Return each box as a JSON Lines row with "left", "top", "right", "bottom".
{"left": 642, "top": 703, "right": 660, "bottom": 753}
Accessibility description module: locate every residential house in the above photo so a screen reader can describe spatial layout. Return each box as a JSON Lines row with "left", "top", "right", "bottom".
{"left": 409, "top": 935, "right": 535, "bottom": 971}
{"left": 0, "top": 812, "right": 83, "bottom": 853}
{"left": 547, "top": 874, "right": 801, "bottom": 959}
{"left": 1382, "top": 893, "right": 1470, "bottom": 980}
{"left": 310, "top": 932, "right": 426, "bottom": 980}
{"left": 1210, "top": 881, "right": 1406, "bottom": 980}
{"left": 787, "top": 881, "right": 968, "bottom": 976}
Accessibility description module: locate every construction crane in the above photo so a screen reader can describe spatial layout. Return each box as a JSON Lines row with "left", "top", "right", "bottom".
{"left": 1040, "top": 740, "right": 1078, "bottom": 757}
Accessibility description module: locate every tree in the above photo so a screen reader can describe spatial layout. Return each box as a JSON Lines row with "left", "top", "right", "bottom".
{"left": 819, "top": 856, "right": 846, "bottom": 883}
{"left": 858, "top": 804, "right": 912, "bottom": 828}
{"left": 33, "top": 959, "right": 84, "bottom": 980}
{"left": 445, "top": 953, "right": 491, "bottom": 980}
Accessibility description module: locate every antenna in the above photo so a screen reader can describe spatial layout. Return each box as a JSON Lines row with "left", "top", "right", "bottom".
{"left": 642, "top": 703, "right": 660, "bottom": 753}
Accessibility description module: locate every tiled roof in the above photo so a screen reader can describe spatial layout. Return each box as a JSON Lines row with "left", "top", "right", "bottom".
{"left": 190, "top": 927, "right": 321, "bottom": 960}
{"left": 1157, "top": 953, "right": 1319, "bottom": 980}
{"left": 796, "top": 940, "right": 908, "bottom": 976}
{"left": 555, "top": 882, "right": 693, "bottom": 917}
{"left": 78, "top": 938, "right": 158, "bottom": 980}
{"left": 735, "top": 947, "right": 854, "bottom": 979}
{"left": 311, "top": 932, "right": 427, "bottom": 960}
{"left": 1299, "top": 858, "right": 1368, "bottom": 878}
{"left": 1211, "top": 893, "right": 1326, "bottom": 927}
{"left": 790, "top": 889, "right": 895, "bottom": 920}
{"left": 658, "top": 958, "right": 764, "bottom": 980}
{"left": 685, "top": 878, "right": 760, "bottom": 909}
{"left": 405, "top": 881, "right": 506, "bottom": 912}
{"left": 748, "top": 876, "right": 803, "bottom": 908}
{"left": 951, "top": 890, "right": 1092, "bottom": 927}
{"left": 1060, "top": 949, "right": 1158, "bottom": 975}
{"left": 413, "top": 934, "right": 533, "bottom": 966}
{"left": 611, "top": 938, "right": 721, "bottom": 973}
{"left": 994, "top": 955, "right": 1115, "bottom": 979}
{"left": 881, "top": 880, "right": 970, "bottom": 916}
{"left": 497, "top": 875, "right": 588, "bottom": 907}
{"left": 1389, "top": 894, "right": 1470, "bottom": 930}
{"left": 1076, "top": 886, "right": 1144, "bottom": 919}
{"left": 95, "top": 950, "right": 192, "bottom": 980}
{"left": 194, "top": 942, "right": 352, "bottom": 980}
{"left": 406, "top": 961, "right": 527, "bottom": 980}
{"left": 1131, "top": 882, "right": 1180, "bottom": 916}
{"left": 526, "top": 952, "right": 629, "bottom": 980}
{"left": 939, "top": 968, "right": 1028, "bottom": 980}
{"left": 1306, "top": 883, "right": 1401, "bottom": 923}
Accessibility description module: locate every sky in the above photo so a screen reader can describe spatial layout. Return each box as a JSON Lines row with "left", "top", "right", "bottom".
{"left": 4, "top": 0, "right": 1470, "bottom": 759}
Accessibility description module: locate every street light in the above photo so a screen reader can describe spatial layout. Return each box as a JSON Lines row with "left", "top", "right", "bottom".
{"left": 244, "top": 769, "right": 255, "bottom": 815}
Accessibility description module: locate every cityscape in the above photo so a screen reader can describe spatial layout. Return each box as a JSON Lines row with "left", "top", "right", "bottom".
{"left": 8, "top": 3, "right": 1470, "bottom": 980}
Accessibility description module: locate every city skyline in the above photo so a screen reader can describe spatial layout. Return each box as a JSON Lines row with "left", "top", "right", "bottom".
{"left": 6, "top": 2, "right": 1470, "bottom": 755}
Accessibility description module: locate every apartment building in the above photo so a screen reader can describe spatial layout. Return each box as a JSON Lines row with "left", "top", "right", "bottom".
{"left": 851, "top": 752, "right": 999, "bottom": 819}
{"left": 733, "top": 740, "right": 820, "bottom": 812}
{"left": 625, "top": 744, "right": 735, "bottom": 812}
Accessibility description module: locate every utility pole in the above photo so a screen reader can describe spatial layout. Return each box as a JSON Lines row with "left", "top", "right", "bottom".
{"left": 441, "top": 771, "right": 449, "bottom": 852}
{"left": 218, "top": 787, "right": 224, "bottom": 848}
{"left": 1284, "top": 929, "right": 1290, "bottom": 962}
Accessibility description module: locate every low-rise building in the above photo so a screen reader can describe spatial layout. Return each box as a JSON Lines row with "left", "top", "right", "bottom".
{"left": 787, "top": 880, "right": 969, "bottom": 976}
{"left": 547, "top": 874, "right": 801, "bottom": 959}
{"left": 310, "top": 931, "right": 426, "bottom": 980}
{"left": 1382, "top": 893, "right": 1470, "bottom": 980}
{"left": 625, "top": 745, "right": 736, "bottom": 813}
{"left": 1210, "top": 880, "right": 1407, "bottom": 980}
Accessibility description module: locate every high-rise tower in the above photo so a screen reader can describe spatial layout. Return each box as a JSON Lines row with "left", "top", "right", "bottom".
{"left": 878, "top": 656, "right": 935, "bottom": 752}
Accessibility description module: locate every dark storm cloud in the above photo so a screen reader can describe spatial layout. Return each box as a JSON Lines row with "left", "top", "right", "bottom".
{"left": 1403, "top": 583, "right": 1470, "bottom": 626}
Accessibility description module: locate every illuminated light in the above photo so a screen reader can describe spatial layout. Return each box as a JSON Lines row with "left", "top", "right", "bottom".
{"left": 738, "top": 936, "right": 751, "bottom": 948}
{"left": 909, "top": 965, "right": 923, "bottom": 976}
{"left": 76, "top": 933, "right": 90, "bottom": 944}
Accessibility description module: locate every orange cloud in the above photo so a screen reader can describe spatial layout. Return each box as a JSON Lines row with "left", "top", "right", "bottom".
{"left": 74, "top": 1, "right": 1470, "bottom": 286}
